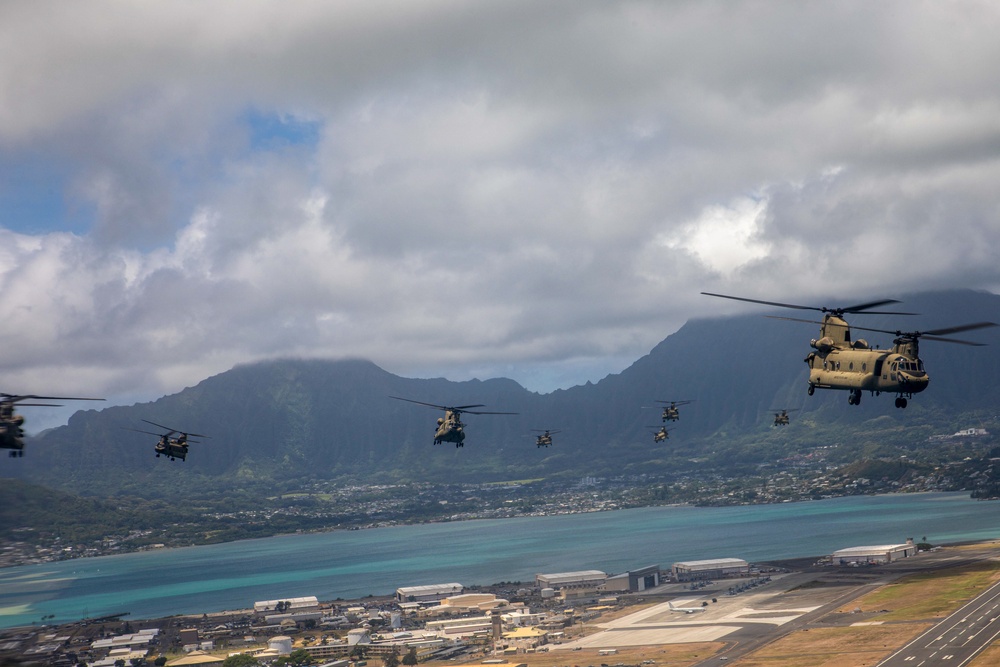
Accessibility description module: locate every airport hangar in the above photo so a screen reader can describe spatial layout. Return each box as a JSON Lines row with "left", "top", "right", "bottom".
{"left": 832, "top": 542, "right": 917, "bottom": 565}
{"left": 396, "top": 583, "right": 464, "bottom": 603}
{"left": 671, "top": 558, "right": 749, "bottom": 582}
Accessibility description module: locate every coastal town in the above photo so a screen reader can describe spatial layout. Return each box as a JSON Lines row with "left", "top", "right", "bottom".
{"left": 6, "top": 435, "right": 994, "bottom": 570}
{"left": 4, "top": 539, "right": 1000, "bottom": 667}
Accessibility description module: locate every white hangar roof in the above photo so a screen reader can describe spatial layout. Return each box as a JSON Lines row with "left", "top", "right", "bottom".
{"left": 673, "top": 558, "right": 748, "bottom": 570}
{"left": 536, "top": 570, "right": 607, "bottom": 584}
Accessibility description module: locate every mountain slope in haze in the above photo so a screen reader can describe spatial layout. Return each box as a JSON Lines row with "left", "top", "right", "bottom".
{"left": 7, "top": 289, "right": 1000, "bottom": 496}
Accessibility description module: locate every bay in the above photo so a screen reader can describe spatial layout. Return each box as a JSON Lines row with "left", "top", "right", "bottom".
{"left": 1, "top": 492, "right": 997, "bottom": 629}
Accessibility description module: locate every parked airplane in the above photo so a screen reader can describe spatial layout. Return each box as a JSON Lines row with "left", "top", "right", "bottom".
{"left": 668, "top": 600, "right": 707, "bottom": 614}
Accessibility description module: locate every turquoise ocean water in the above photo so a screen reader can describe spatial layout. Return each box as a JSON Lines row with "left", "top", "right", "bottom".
{"left": 1, "top": 492, "right": 997, "bottom": 629}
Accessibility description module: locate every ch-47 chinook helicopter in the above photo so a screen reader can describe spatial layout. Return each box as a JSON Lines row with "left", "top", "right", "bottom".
{"left": 702, "top": 292, "right": 997, "bottom": 408}
{"left": 124, "top": 420, "right": 210, "bottom": 461}
{"left": 649, "top": 426, "right": 672, "bottom": 443}
{"left": 657, "top": 400, "right": 693, "bottom": 422}
{"left": 1, "top": 393, "right": 104, "bottom": 457}
{"left": 390, "top": 397, "right": 517, "bottom": 447}
{"left": 532, "top": 429, "right": 560, "bottom": 448}
{"left": 772, "top": 409, "right": 797, "bottom": 426}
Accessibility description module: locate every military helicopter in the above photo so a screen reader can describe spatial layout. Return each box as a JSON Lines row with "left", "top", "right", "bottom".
{"left": 124, "top": 420, "right": 210, "bottom": 461}
{"left": 657, "top": 400, "right": 693, "bottom": 422}
{"left": 1, "top": 393, "right": 104, "bottom": 457}
{"left": 532, "top": 429, "right": 560, "bottom": 448}
{"left": 649, "top": 425, "right": 672, "bottom": 443}
{"left": 771, "top": 409, "right": 797, "bottom": 426}
{"left": 390, "top": 397, "right": 517, "bottom": 447}
{"left": 702, "top": 292, "right": 997, "bottom": 408}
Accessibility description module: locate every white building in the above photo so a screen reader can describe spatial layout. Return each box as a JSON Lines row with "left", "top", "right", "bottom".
{"left": 535, "top": 570, "right": 607, "bottom": 590}
{"left": 832, "top": 542, "right": 916, "bottom": 565}
{"left": 396, "top": 583, "right": 463, "bottom": 602}
{"left": 672, "top": 558, "right": 749, "bottom": 581}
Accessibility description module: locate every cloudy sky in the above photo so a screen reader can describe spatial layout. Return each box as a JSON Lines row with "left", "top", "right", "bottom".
{"left": 2, "top": 1, "right": 1000, "bottom": 428}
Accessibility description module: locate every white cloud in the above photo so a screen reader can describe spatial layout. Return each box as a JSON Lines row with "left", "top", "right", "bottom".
{"left": 2, "top": 0, "right": 1000, "bottom": 425}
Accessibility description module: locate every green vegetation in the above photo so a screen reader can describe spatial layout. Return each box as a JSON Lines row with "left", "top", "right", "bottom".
{"left": 851, "top": 560, "right": 1000, "bottom": 621}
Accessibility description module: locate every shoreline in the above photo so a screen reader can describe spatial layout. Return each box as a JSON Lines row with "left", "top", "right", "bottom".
{"left": 2, "top": 488, "right": 973, "bottom": 570}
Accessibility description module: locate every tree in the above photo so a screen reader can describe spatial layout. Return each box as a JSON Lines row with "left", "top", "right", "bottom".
{"left": 274, "top": 648, "right": 313, "bottom": 667}
{"left": 383, "top": 649, "right": 400, "bottom": 667}
{"left": 221, "top": 655, "right": 260, "bottom": 667}
{"left": 402, "top": 648, "right": 418, "bottom": 666}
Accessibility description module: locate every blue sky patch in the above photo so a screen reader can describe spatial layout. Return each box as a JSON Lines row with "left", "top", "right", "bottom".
{"left": 244, "top": 109, "right": 322, "bottom": 152}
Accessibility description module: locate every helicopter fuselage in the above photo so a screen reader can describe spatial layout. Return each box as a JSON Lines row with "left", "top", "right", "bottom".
{"left": 155, "top": 436, "right": 190, "bottom": 460}
{"left": 0, "top": 426, "right": 26, "bottom": 456}
{"left": 805, "top": 315, "right": 928, "bottom": 405}
{"left": 434, "top": 411, "right": 466, "bottom": 446}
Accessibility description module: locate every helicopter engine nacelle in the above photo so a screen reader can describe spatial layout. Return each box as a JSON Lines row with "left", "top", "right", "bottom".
{"left": 811, "top": 337, "right": 835, "bottom": 353}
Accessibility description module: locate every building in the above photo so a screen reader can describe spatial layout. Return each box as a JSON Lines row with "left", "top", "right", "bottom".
{"left": 254, "top": 596, "right": 320, "bottom": 615}
{"left": 424, "top": 615, "right": 493, "bottom": 638}
{"left": 832, "top": 542, "right": 916, "bottom": 565}
{"left": 672, "top": 558, "right": 749, "bottom": 581}
{"left": 396, "top": 583, "right": 464, "bottom": 602}
{"left": 603, "top": 565, "right": 661, "bottom": 592}
{"left": 535, "top": 570, "right": 607, "bottom": 590}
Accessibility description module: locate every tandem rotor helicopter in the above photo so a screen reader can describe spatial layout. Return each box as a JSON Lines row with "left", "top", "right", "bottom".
{"left": 124, "top": 420, "right": 210, "bottom": 461}
{"left": 702, "top": 292, "right": 997, "bottom": 408}
{"left": 771, "top": 409, "right": 796, "bottom": 426}
{"left": 390, "top": 397, "right": 517, "bottom": 447}
{"left": 1, "top": 393, "right": 104, "bottom": 457}
{"left": 532, "top": 429, "right": 560, "bottom": 448}
{"left": 650, "top": 425, "right": 672, "bottom": 443}
{"left": 657, "top": 400, "right": 693, "bottom": 422}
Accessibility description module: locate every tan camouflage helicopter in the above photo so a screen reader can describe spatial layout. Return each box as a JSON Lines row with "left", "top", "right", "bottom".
{"left": 1, "top": 393, "right": 104, "bottom": 458}
{"left": 391, "top": 397, "right": 517, "bottom": 447}
{"left": 657, "top": 400, "right": 693, "bottom": 422}
{"left": 649, "top": 425, "right": 672, "bottom": 443}
{"left": 123, "top": 419, "right": 210, "bottom": 461}
{"left": 532, "top": 429, "right": 560, "bottom": 448}
{"left": 702, "top": 292, "right": 997, "bottom": 408}
{"left": 771, "top": 409, "right": 797, "bottom": 426}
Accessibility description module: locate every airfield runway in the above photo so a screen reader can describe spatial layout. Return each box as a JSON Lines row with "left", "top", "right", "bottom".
{"left": 553, "top": 573, "right": 842, "bottom": 649}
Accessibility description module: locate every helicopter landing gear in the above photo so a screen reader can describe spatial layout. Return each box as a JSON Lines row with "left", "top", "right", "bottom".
{"left": 895, "top": 396, "right": 908, "bottom": 409}
{"left": 848, "top": 390, "right": 862, "bottom": 405}
{"left": 807, "top": 384, "right": 815, "bottom": 396}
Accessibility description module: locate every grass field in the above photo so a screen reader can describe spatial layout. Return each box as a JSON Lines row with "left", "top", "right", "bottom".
{"left": 835, "top": 559, "right": 1000, "bottom": 621}
{"left": 730, "top": 624, "right": 930, "bottom": 667}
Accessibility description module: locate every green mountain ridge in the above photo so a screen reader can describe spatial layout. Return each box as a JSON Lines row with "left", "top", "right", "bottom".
{"left": 5, "top": 288, "right": 1000, "bottom": 498}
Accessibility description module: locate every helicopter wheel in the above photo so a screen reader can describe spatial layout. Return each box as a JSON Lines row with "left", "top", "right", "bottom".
{"left": 895, "top": 397, "right": 908, "bottom": 409}
{"left": 807, "top": 385, "right": 815, "bottom": 396}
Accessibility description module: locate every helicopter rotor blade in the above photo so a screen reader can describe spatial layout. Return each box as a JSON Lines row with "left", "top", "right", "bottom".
{"left": 701, "top": 292, "right": 819, "bottom": 311}
{"left": 849, "top": 321, "right": 997, "bottom": 345}
{"left": 141, "top": 419, "right": 176, "bottom": 431}
{"left": 121, "top": 427, "right": 165, "bottom": 437}
{"left": 463, "top": 409, "right": 518, "bottom": 415}
{"left": 702, "top": 292, "right": 916, "bottom": 317}
{"left": 1, "top": 394, "right": 104, "bottom": 404}
{"left": 389, "top": 396, "right": 486, "bottom": 412}
{"left": 921, "top": 321, "right": 998, "bottom": 337}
